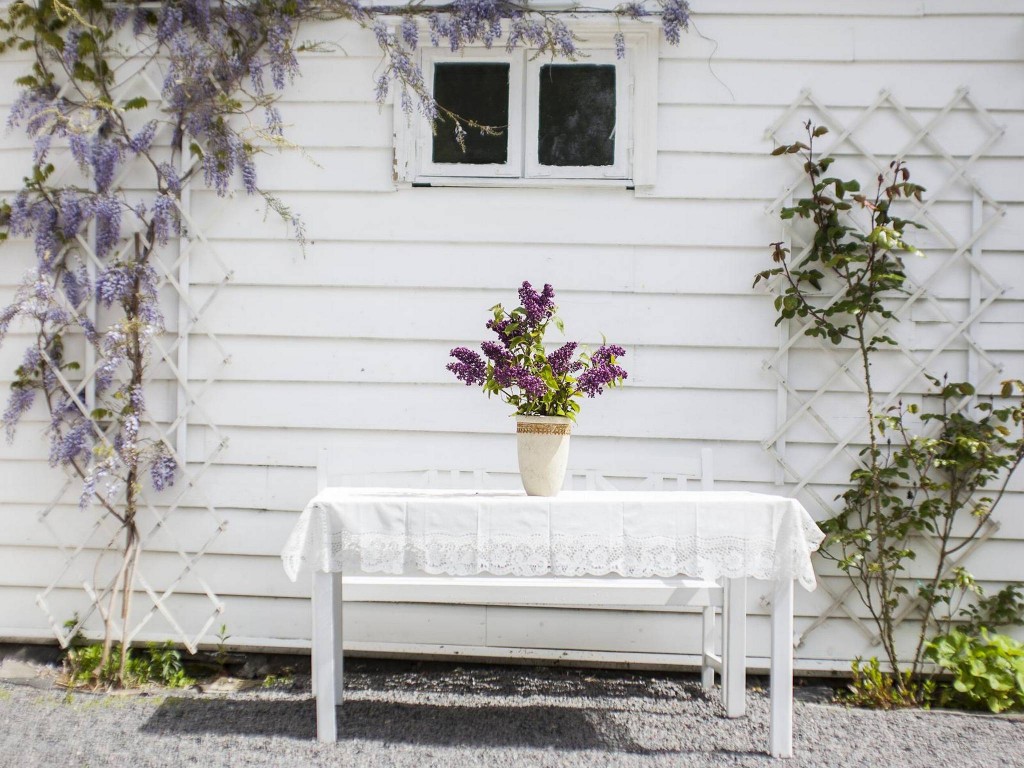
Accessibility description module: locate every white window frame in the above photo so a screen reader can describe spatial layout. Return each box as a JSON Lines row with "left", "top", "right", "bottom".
{"left": 418, "top": 47, "right": 524, "bottom": 179}
{"left": 524, "top": 49, "right": 630, "bottom": 180}
{"left": 393, "top": 20, "right": 659, "bottom": 190}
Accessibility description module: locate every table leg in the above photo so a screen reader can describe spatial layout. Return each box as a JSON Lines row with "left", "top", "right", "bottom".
{"left": 723, "top": 577, "right": 746, "bottom": 718}
{"left": 770, "top": 578, "right": 794, "bottom": 759}
{"left": 701, "top": 606, "right": 715, "bottom": 691}
{"left": 313, "top": 571, "right": 338, "bottom": 742}
{"left": 334, "top": 572, "right": 344, "bottom": 705}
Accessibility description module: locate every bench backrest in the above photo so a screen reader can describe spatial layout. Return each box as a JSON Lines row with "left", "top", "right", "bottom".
{"left": 317, "top": 446, "right": 714, "bottom": 493}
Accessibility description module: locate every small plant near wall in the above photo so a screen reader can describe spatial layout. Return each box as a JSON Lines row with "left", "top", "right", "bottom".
{"left": 756, "top": 122, "right": 1024, "bottom": 709}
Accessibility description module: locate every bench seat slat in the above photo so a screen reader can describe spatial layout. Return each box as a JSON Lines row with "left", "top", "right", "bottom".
{"left": 339, "top": 575, "right": 724, "bottom": 608}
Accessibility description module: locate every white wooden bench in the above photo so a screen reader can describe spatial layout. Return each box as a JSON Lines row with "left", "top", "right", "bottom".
{"left": 312, "top": 447, "right": 749, "bottom": 743}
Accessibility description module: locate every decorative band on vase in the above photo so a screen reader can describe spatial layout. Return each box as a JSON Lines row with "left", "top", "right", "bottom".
{"left": 517, "top": 422, "right": 571, "bottom": 436}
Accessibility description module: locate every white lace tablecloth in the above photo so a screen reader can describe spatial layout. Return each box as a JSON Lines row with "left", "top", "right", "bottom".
{"left": 282, "top": 488, "right": 825, "bottom": 591}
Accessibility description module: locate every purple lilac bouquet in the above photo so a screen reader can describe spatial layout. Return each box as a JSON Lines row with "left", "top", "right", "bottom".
{"left": 446, "top": 281, "right": 628, "bottom": 420}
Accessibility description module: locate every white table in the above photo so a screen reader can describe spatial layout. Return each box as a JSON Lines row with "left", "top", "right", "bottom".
{"left": 283, "top": 488, "right": 824, "bottom": 758}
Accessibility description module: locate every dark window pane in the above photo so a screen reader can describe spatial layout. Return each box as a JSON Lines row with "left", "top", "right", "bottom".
{"left": 538, "top": 64, "right": 616, "bottom": 167}
{"left": 432, "top": 63, "right": 510, "bottom": 165}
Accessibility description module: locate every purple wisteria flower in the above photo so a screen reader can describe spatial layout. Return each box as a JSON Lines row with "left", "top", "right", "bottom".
{"left": 661, "top": 0, "right": 691, "bottom": 45}
{"left": 49, "top": 419, "right": 92, "bottom": 466}
{"left": 2, "top": 387, "right": 35, "bottom": 441}
{"left": 89, "top": 137, "right": 121, "bottom": 193}
{"left": 447, "top": 347, "right": 486, "bottom": 386}
{"left": 59, "top": 189, "right": 84, "bottom": 239}
{"left": 96, "top": 265, "right": 133, "bottom": 307}
{"left": 401, "top": 16, "right": 419, "bottom": 49}
{"left": 152, "top": 193, "right": 178, "bottom": 245}
{"left": 129, "top": 121, "right": 157, "bottom": 154}
{"left": 93, "top": 196, "right": 122, "bottom": 258}
{"left": 61, "top": 264, "right": 90, "bottom": 308}
{"left": 614, "top": 32, "right": 626, "bottom": 60}
{"left": 151, "top": 450, "right": 177, "bottom": 491}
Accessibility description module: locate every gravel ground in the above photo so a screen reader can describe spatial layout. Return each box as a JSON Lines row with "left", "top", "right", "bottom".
{"left": 0, "top": 659, "right": 1021, "bottom": 768}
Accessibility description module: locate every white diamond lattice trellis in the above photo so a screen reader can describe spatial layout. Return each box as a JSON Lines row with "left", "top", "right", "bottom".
{"left": 32, "top": 57, "right": 233, "bottom": 654}
{"left": 761, "top": 89, "right": 1010, "bottom": 649}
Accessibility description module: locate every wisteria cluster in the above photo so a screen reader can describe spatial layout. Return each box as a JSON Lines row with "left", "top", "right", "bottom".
{"left": 0, "top": 0, "right": 344, "bottom": 513}
{"left": 446, "top": 281, "right": 628, "bottom": 420}
{"left": 372, "top": 0, "right": 690, "bottom": 130}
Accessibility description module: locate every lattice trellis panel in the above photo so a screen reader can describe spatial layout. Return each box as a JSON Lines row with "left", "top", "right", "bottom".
{"left": 761, "top": 89, "right": 1010, "bottom": 649}
{"left": 31, "top": 55, "right": 233, "bottom": 653}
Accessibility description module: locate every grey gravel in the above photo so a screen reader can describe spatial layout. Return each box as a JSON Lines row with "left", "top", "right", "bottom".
{"left": 0, "top": 659, "right": 1021, "bottom": 768}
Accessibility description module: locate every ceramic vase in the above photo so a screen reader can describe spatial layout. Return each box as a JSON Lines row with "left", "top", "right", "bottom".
{"left": 515, "top": 415, "right": 572, "bottom": 497}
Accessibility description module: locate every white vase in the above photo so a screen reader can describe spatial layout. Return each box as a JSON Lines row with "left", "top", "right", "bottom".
{"left": 515, "top": 415, "right": 572, "bottom": 497}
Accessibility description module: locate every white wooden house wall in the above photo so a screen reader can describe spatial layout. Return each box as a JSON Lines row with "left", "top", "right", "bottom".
{"left": 1, "top": 0, "right": 1022, "bottom": 672}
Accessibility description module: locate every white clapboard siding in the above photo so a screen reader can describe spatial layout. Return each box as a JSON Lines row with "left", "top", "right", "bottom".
{"left": 1, "top": 1, "right": 1023, "bottom": 668}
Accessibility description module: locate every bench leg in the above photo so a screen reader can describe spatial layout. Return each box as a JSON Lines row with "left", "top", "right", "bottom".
{"left": 701, "top": 606, "right": 716, "bottom": 691}
{"left": 313, "top": 571, "right": 340, "bottom": 742}
{"left": 723, "top": 577, "right": 746, "bottom": 718}
{"left": 770, "top": 578, "right": 794, "bottom": 759}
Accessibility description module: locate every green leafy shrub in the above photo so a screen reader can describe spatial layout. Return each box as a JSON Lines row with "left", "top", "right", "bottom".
{"left": 925, "top": 630, "right": 1024, "bottom": 713}
{"left": 756, "top": 122, "right": 1024, "bottom": 703}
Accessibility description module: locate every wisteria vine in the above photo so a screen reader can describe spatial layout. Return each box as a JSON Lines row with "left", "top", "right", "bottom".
{"left": 0, "top": 0, "right": 689, "bottom": 681}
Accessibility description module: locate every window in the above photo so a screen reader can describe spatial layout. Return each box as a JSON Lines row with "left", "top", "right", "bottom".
{"left": 394, "top": 23, "right": 659, "bottom": 188}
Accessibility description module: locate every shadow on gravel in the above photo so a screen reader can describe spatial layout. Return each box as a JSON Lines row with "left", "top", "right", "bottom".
{"left": 143, "top": 698, "right": 317, "bottom": 740}
{"left": 142, "top": 696, "right": 671, "bottom": 753}
{"left": 342, "top": 659, "right": 711, "bottom": 703}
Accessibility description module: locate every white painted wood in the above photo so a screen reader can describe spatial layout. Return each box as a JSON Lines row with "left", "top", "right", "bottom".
{"left": 701, "top": 605, "right": 716, "bottom": 690}
{"left": 0, "top": 1, "right": 1021, "bottom": 678}
{"left": 770, "top": 578, "right": 795, "bottom": 759}
{"left": 343, "top": 575, "right": 723, "bottom": 608}
{"left": 312, "top": 571, "right": 338, "bottom": 742}
{"left": 723, "top": 577, "right": 747, "bottom": 718}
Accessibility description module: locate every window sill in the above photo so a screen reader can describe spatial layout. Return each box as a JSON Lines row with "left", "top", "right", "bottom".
{"left": 403, "top": 177, "right": 636, "bottom": 190}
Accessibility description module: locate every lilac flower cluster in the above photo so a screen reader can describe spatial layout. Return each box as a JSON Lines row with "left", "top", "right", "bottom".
{"left": 577, "top": 344, "right": 628, "bottom": 397}
{"left": 446, "top": 282, "right": 627, "bottom": 419}
{"left": 547, "top": 342, "right": 580, "bottom": 376}
{"left": 447, "top": 346, "right": 486, "bottom": 386}
{"left": 518, "top": 281, "right": 556, "bottom": 326}
{"left": 481, "top": 340, "right": 511, "bottom": 365}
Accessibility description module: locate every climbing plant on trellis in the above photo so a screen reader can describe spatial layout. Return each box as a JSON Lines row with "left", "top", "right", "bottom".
{"left": 760, "top": 88, "right": 1011, "bottom": 650}
{"left": 27, "top": 59, "right": 231, "bottom": 654}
